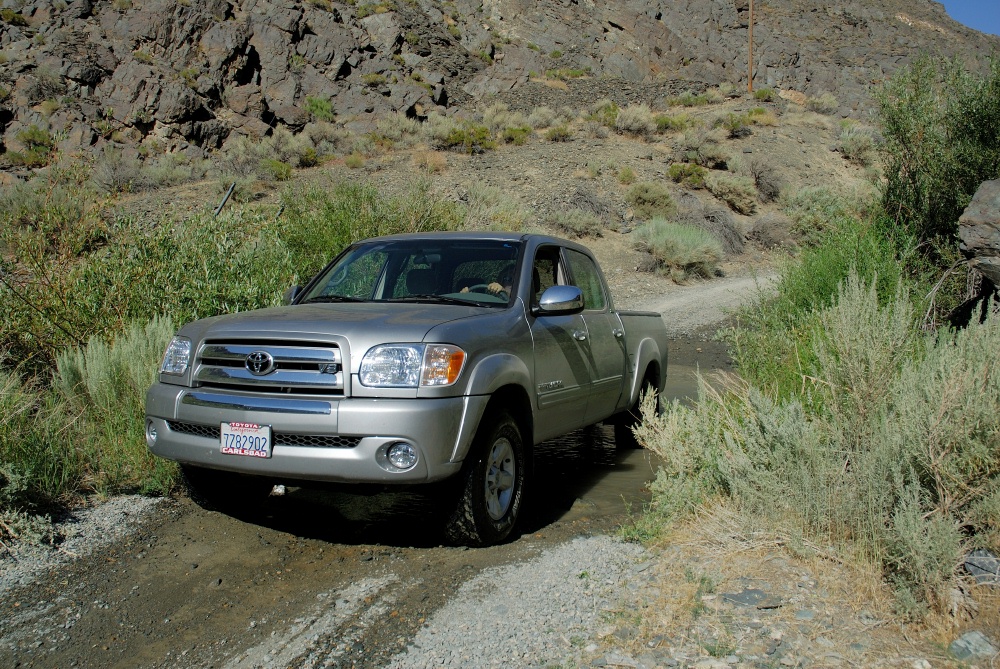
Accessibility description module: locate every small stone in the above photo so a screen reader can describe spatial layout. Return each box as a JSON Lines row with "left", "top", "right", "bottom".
{"left": 794, "top": 609, "right": 815, "bottom": 621}
{"left": 949, "top": 631, "right": 997, "bottom": 661}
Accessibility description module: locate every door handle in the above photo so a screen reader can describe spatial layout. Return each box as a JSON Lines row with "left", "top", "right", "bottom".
{"left": 573, "top": 330, "right": 587, "bottom": 341}
{"left": 612, "top": 328, "right": 624, "bottom": 339}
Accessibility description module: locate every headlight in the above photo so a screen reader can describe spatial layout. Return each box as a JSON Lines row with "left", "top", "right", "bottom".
{"left": 160, "top": 336, "right": 192, "bottom": 375}
{"left": 359, "top": 344, "right": 466, "bottom": 388}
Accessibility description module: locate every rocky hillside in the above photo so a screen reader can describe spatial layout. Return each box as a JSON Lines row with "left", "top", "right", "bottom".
{"left": 0, "top": 0, "right": 997, "bottom": 165}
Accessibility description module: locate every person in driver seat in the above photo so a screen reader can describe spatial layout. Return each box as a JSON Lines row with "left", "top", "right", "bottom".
{"left": 461, "top": 264, "right": 514, "bottom": 297}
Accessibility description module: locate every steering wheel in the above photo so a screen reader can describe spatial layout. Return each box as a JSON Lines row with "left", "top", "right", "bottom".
{"left": 467, "top": 284, "right": 509, "bottom": 300}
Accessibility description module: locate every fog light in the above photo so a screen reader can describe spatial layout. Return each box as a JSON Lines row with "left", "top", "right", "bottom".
{"left": 386, "top": 442, "right": 417, "bottom": 470}
{"left": 146, "top": 420, "right": 158, "bottom": 446}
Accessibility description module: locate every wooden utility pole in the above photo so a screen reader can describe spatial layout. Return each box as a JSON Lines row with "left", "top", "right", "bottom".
{"left": 748, "top": 0, "right": 754, "bottom": 93}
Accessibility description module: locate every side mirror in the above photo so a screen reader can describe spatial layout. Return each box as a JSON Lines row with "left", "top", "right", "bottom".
{"left": 532, "top": 285, "right": 584, "bottom": 316}
{"left": 282, "top": 285, "right": 302, "bottom": 305}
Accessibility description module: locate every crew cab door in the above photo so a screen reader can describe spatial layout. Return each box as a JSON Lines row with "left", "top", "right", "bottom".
{"left": 563, "top": 248, "right": 627, "bottom": 424}
{"left": 528, "top": 246, "right": 591, "bottom": 441}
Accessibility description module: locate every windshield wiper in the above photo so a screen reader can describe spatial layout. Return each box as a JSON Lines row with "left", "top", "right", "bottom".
{"left": 388, "top": 294, "right": 487, "bottom": 306}
{"left": 301, "top": 294, "right": 366, "bottom": 304}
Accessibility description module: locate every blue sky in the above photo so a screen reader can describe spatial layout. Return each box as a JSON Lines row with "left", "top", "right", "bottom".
{"left": 940, "top": 0, "right": 1000, "bottom": 37}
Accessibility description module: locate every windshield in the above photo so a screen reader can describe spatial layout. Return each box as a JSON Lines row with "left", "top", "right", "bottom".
{"left": 299, "top": 239, "right": 524, "bottom": 307}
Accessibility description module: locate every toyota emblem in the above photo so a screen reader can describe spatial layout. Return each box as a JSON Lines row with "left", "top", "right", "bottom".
{"left": 245, "top": 351, "right": 276, "bottom": 376}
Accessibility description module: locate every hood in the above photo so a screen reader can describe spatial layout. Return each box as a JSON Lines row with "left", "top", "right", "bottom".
{"left": 178, "top": 302, "right": 488, "bottom": 352}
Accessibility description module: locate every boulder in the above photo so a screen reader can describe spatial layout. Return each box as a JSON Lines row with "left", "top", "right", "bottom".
{"left": 959, "top": 179, "right": 1000, "bottom": 287}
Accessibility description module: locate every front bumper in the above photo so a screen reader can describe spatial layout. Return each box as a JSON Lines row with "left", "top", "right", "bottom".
{"left": 145, "top": 383, "right": 489, "bottom": 483}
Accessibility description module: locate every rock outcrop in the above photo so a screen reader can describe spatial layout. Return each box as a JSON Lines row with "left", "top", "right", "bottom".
{"left": 0, "top": 0, "right": 997, "bottom": 162}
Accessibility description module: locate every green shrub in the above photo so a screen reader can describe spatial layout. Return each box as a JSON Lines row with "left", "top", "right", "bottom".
{"left": 502, "top": 125, "right": 532, "bottom": 145}
{"left": 627, "top": 181, "right": 676, "bottom": 221}
{"left": 876, "top": 56, "right": 1000, "bottom": 245}
{"left": 545, "top": 124, "right": 571, "bottom": 142}
{"left": 717, "top": 112, "right": 752, "bottom": 139}
{"left": 344, "top": 152, "right": 365, "bottom": 169}
{"left": 305, "top": 95, "right": 335, "bottom": 121}
{"left": 8, "top": 125, "right": 55, "bottom": 167}
{"left": 780, "top": 186, "right": 865, "bottom": 244}
{"left": 668, "top": 163, "right": 707, "bottom": 189}
{"left": 549, "top": 49, "right": 562, "bottom": 58}
{"left": 837, "top": 121, "right": 876, "bottom": 166}
{"left": 618, "top": 166, "right": 636, "bottom": 185}
{"left": 753, "top": 87, "right": 777, "bottom": 102}
{"left": 545, "top": 67, "right": 589, "bottom": 80}
{"left": 0, "top": 8, "right": 29, "bottom": 25}
{"left": 277, "top": 180, "right": 461, "bottom": 279}
{"left": 723, "top": 215, "right": 912, "bottom": 401}
{"left": 361, "top": 73, "right": 387, "bottom": 87}
{"left": 635, "top": 218, "right": 723, "bottom": 279}
{"left": 437, "top": 122, "right": 496, "bottom": 154}
{"left": 54, "top": 316, "right": 179, "bottom": 496}
{"left": 706, "top": 173, "right": 756, "bottom": 214}
{"left": 260, "top": 158, "right": 292, "bottom": 181}
{"left": 587, "top": 99, "right": 619, "bottom": 128}
{"left": 655, "top": 112, "right": 696, "bottom": 133}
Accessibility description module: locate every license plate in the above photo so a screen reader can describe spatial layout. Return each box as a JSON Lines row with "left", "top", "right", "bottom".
{"left": 220, "top": 422, "right": 272, "bottom": 458}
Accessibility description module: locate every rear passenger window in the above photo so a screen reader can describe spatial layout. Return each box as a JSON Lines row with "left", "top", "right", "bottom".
{"left": 565, "top": 249, "right": 606, "bottom": 311}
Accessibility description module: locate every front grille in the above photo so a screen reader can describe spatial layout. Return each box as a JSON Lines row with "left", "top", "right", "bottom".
{"left": 167, "top": 421, "right": 360, "bottom": 449}
{"left": 194, "top": 341, "right": 345, "bottom": 396}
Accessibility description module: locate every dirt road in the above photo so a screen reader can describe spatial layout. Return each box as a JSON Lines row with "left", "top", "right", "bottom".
{"left": 0, "top": 274, "right": 764, "bottom": 669}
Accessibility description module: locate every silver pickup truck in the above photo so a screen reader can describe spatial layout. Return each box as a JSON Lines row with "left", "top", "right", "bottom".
{"left": 145, "top": 232, "right": 668, "bottom": 546}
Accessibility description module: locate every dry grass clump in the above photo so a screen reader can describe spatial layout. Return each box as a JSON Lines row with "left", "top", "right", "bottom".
{"left": 461, "top": 182, "right": 530, "bottom": 231}
{"left": 527, "top": 105, "right": 558, "bottom": 129}
{"left": 634, "top": 217, "right": 723, "bottom": 280}
{"left": 706, "top": 172, "right": 757, "bottom": 215}
{"left": 547, "top": 207, "right": 604, "bottom": 239}
{"left": 837, "top": 120, "right": 878, "bottom": 166}
{"left": 676, "top": 128, "right": 729, "bottom": 169}
{"left": 615, "top": 104, "right": 656, "bottom": 137}
{"left": 805, "top": 91, "right": 839, "bottom": 114}
{"left": 729, "top": 155, "right": 783, "bottom": 203}
{"left": 374, "top": 111, "right": 422, "bottom": 147}
{"left": 411, "top": 150, "right": 448, "bottom": 173}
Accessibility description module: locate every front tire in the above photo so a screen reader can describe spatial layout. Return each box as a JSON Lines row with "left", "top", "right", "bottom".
{"left": 445, "top": 410, "right": 526, "bottom": 547}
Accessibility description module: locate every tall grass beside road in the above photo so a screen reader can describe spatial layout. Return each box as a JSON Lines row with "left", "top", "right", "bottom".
{"left": 0, "top": 176, "right": 462, "bottom": 542}
{"left": 632, "top": 58, "right": 1000, "bottom": 618}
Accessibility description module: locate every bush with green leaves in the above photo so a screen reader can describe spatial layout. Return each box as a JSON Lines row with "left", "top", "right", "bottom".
{"left": 639, "top": 267, "right": 1000, "bottom": 615}
{"left": 305, "top": 95, "right": 335, "bottom": 121}
{"left": 54, "top": 316, "right": 180, "bottom": 496}
{"left": 752, "top": 87, "right": 777, "bottom": 102}
{"left": 502, "top": 125, "right": 532, "bottom": 145}
{"left": 277, "top": 180, "right": 462, "bottom": 280}
{"left": 587, "top": 99, "right": 619, "bottom": 128}
{"left": 668, "top": 162, "right": 707, "bottom": 189}
{"left": 635, "top": 218, "right": 723, "bottom": 280}
{"left": 626, "top": 181, "right": 676, "bottom": 221}
{"left": 655, "top": 112, "right": 697, "bottom": 133}
{"left": 876, "top": 56, "right": 1000, "bottom": 245}
{"left": 544, "top": 124, "right": 571, "bottom": 142}
{"left": 436, "top": 121, "right": 496, "bottom": 154}
{"left": 8, "top": 125, "right": 55, "bottom": 167}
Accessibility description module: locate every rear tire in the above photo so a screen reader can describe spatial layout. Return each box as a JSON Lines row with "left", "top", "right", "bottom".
{"left": 445, "top": 410, "right": 526, "bottom": 547}
{"left": 614, "top": 376, "right": 658, "bottom": 450}
{"left": 181, "top": 464, "right": 273, "bottom": 512}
